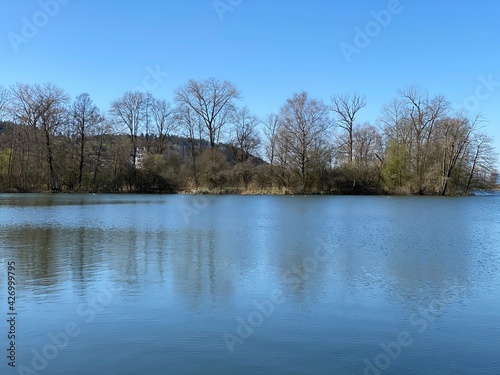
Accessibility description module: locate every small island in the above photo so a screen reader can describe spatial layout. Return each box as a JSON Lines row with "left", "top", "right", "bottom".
{"left": 0, "top": 80, "right": 497, "bottom": 196}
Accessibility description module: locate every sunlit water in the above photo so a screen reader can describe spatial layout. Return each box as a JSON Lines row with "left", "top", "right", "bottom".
{"left": 0, "top": 194, "right": 499, "bottom": 375}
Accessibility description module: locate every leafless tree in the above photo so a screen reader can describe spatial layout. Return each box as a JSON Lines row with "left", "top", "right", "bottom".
{"left": 176, "top": 104, "right": 203, "bottom": 187}
{"left": 397, "top": 86, "right": 449, "bottom": 193}
{"left": 380, "top": 98, "right": 413, "bottom": 147}
{"left": 278, "top": 91, "right": 331, "bottom": 190}
{"left": 438, "top": 114, "right": 478, "bottom": 195}
{"left": 465, "top": 132, "right": 497, "bottom": 193}
{"left": 5, "top": 83, "right": 39, "bottom": 189}
{"left": 7, "top": 83, "right": 69, "bottom": 190}
{"left": 150, "top": 98, "right": 176, "bottom": 155}
{"left": 263, "top": 113, "right": 280, "bottom": 165}
{"left": 174, "top": 78, "right": 241, "bottom": 150}
{"left": 331, "top": 93, "right": 366, "bottom": 164}
{"left": 37, "top": 83, "right": 69, "bottom": 190}
{"left": 353, "top": 123, "right": 383, "bottom": 169}
{"left": 110, "top": 91, "right": 147, "bottom": 167}
{"left": 7, "top": 83, "right": 43, "bottom": 128}
{"left": 71, "top": 93, "right": 104, "bottom": 186}
{"left": 230, "top": 106, "right": 261, "bottom": 162}
{"left": 143, "top": 93, "right": 154, "bottom": 153}
{"left": 90, "top": 118, "right": 113, "bottom": 189}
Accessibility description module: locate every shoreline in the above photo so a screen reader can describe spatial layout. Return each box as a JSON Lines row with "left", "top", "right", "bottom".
{"left": 1, "top": 187, "right": 498, "bottom": 196}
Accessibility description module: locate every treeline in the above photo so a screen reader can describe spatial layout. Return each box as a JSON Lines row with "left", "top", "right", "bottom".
{"left": 0, "top": 79, "right": 497, "bottom": 195}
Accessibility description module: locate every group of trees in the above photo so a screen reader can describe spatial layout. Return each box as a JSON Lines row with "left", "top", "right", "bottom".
{"left": 0, "top": 79, "right": 497, "bottom": 195}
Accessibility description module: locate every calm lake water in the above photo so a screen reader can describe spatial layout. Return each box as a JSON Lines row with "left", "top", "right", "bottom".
{"left": 1, "top": 194, "right": 499, "bottom": 375}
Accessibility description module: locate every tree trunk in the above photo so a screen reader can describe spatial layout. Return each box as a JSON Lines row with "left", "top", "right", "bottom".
{"left": 79, "top": 135, "right": 85, "bottom": 186}
{"left": 44, "top": 129, "right": 56, "bottom": 191}
{"left": 93, "top": 138, "right": 104, "bottom": 188}
{"left": 465, "top": 146, "right": 480, "bottom": 194}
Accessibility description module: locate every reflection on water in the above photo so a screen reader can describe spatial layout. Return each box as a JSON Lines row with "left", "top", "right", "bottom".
{"left": 0, "top": 194, "right": 499, "bottom": 374}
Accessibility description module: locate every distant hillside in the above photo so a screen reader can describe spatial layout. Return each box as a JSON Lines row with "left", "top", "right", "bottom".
{"left": 136, "top": 133, "right": 267, "bottom": 166}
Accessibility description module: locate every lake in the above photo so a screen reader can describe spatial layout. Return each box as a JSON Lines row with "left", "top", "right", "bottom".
{"left": 1, "top": 194, "right": 499, "bottom": 375}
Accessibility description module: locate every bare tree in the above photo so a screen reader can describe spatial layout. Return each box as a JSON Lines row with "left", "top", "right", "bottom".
{"left": 263, "top": 113, "right": 280, "bottom": 165}
{"left": 465, "top": 132, "right": 497, "bottom": 193}
{"left": 380, "top": 98, "right": 414, "bottom": 147}
{"left": 278, "top": 91, "right": 331, "bottom": 190}
{"left": 90, "top": 118, "right": 113, "bottom": 189}
{"left": 331, "top": 93, "right": 366, "bottom": 164}
{"left": 231, "top": 106, "right": 261, "bottom": 162}
{"left": 7, "top": 83, "right": 44, "bottom": 128}
{"left": 71, "top": 93, "right": 104, "bottom": 186}
{"left": 174, "top": 78, "right": 241, "bottom": 150}
{"left": 7, "top": 83, "right": 69, "bottom": 190}
{"left": 353, "top": 122, "right": 383, "bottom": 169}
{"left": 176, "top": 104, "right": 203, "bottom": 187}
{"left": 263, "top": 113, "right": 292, "bottom": 188}
{"left": 143, "top": 93, "right": 153, "bottom": 154}
{"left": 150, "top": 98, "right": 176, "bottom": 155}
{"left": 438, "top": 114, "right": 478, "bottom": 195}
{"left": 397, "top": 86, "right": 449, "bottom": 193}
{"left": 37, "top": 83, "right": 69, "bottom": 190}
{"left": 5, "top": 83, "right": 39, "bottom": 189}
{"left": 110, "top": 91, "right": 147, "bottom": 167}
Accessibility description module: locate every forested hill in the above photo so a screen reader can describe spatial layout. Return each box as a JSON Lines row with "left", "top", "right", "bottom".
{"left": 0, "top": 121, "right": 266, "bottom": 194}
{"left": 0, "top": 80, "right": 498, "bottom": 195}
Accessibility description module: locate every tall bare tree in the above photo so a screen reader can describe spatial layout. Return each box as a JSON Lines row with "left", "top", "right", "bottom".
{"left": 71, "top": 93, "right": 104, "bottom": 186}
{"left": 353, "top": 123, "right": 383, "bottom": 169}
{"left": 278, "top": 91, "right": 331, "bottom": 190}
{"left": 7, "top": 83, "right": 43, "bottom": 128}
{"left": 398, "top": 86, "right": 449, "bottom": 193}
{"left": 438, "top": 114, "right": 478, "bottom": 195}
{"left": 90, "top": 118, "right": 113, "bottom": 189}
{"left": 7, "top": 83, "right": 69, "bottom": 190}
{"left": 150, "top": 98, "right": 176, "bottom": 155}
{"left": 465, "top": 132, "right": 497, "bottom": 193}
{"left": 37, "top": 83, "right": 69, "bottom": 190}
{"left": 5, "top": 83, "right": 39, "bottom": 189}
{"left": 174, "top": 78, "right": 241, "bottom": 150}
{"left": 176, "top": 105, "right": 203, "bottom": 187}
{"left": 263, "top": 113, "right": 280, "bottom": 165}
{"left": 231, "top": 106, "right": 261, "bottom": 162}
{"left": 380, "top": 98, "right": 414, "bottom": 147}
{"left": 110, "top": 91, "right": 147, "bottom": 167}
{"left": 331, "top": 93, "right": 366, "bottom": 164}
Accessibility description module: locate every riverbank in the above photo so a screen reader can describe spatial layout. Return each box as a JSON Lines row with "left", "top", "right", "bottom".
{"left": 3, "top": 186, "right": 498, "bottom": 196}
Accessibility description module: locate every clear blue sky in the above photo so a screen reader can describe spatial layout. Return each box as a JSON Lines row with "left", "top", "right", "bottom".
{"left": 1, "top": 0, "right": 499, "bottom": 163}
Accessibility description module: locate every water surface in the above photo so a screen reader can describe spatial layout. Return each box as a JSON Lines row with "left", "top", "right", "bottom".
{"left": 1, "top": 194, "right": 499, "bottom": 374}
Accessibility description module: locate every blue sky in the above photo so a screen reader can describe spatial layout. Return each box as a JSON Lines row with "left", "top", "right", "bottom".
{"left": 1, "top": 0, "right": 499, "bottom": 162}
